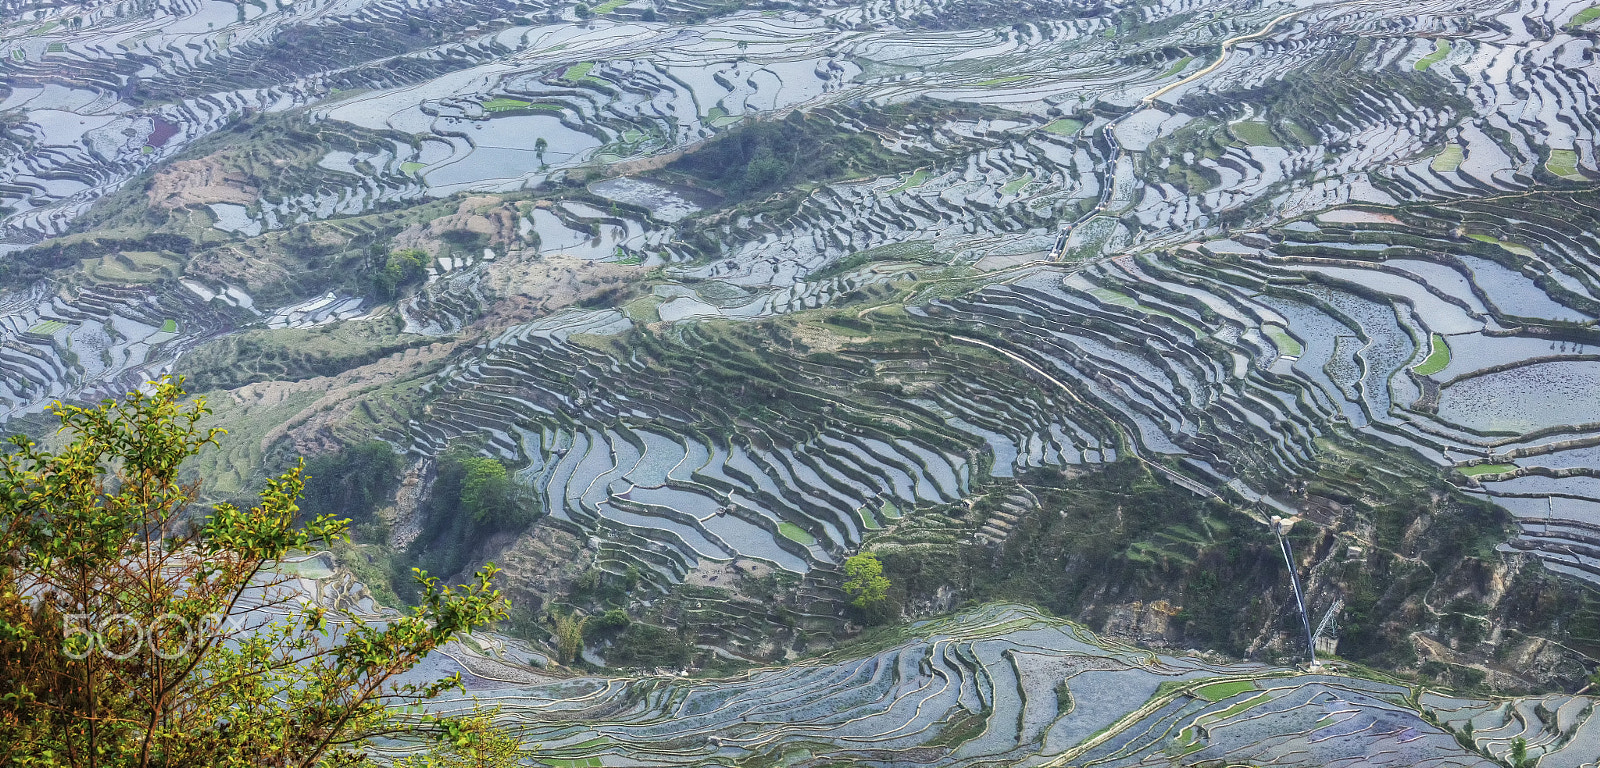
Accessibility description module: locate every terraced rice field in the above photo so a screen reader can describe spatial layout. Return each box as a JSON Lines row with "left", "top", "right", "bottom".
{"left": 382, "top": 604, "right": 1600, "bottom": 768}
{"left": 4, "top": 0, "right": 1600, "bottom": 745}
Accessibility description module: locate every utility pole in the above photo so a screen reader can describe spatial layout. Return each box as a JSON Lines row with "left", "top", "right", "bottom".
{"left": 1273, "top": 515, "right": 1317, "bottom": 667}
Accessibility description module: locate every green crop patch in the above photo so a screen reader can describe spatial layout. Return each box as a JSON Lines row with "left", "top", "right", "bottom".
{"left": 1195, "top": 679, "right": 1257, "bottom": 702}
{"left": 1230, "top": 121, "right": 1280, "bottom": 147}
{"left": 1459, "top": 463, "right": 1516, "bottom": 477}
{"left": 858, "top": 506, "right": 882, "bottom": 530}
{"left": 160, "top": 319, "right": 178, "bottom": 333}
{"left": 1571, "top": 5, "right": 1600, "bottom": 26}
{"left": 1415, "top": 39, "right": 1451, "bottom": 71}
{"left": 1042, "top": 118, "right": 1085, "bottom": 136}
{"left": 28, "top": 320, "right": 66, "bottom": 335}
{"left": 1430, "top": 144, "right": 1464, "bottom": 172}
{"left": 1413, "top": 333, "right": 1450, "bottom": 375}
{"left": 1089, "top": 287, "right": 1139, "bottom": 307}
{"left": 1000, "top": 174, "right": 1033, "bottom": 195}
{"left": 1208, "top": 692, "right": 1272, "bottom": 719}
{"left": 1467, "top": 233, "right": 1535, "bottom": 257}
{"left": 1262, "top": 325, "right": 1302, "bottom": 357}
{"left": 1161, "top": 56, "right": 1195, "bottom": 77}
{"left": 562, "top": 62, "right": 597, "bottom": 82}
{"left": 975, "top": 75, "right": 1029, "bottom": 86}
{"left": 778, "top": 522, "right": 817, "bottom": 546}
{"left": 1547, "top": 149, "right": 1582, "bottom": 179}
{"left": 884, "top": 169, "right": 930, "bottom": 195}
{"left": 482, "top": 97, "right": 531, "bottom": 111}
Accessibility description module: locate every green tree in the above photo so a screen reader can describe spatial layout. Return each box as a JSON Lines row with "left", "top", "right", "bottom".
{"left": 457, "top": 456, "right": 511, "bottom": 524}
{"left": 404, "top": 450, "right": 537, "bottom": 598}
{"left": 302, "top": 440, "right": 403, "bottom": 526}
{"left": 374, "top": 248, "right": 430, "bottom": 299}
{"left": 395, "top": 711, "right": 525, "bottom": 768}
{"left": 0, "top": 379, "right": 507, "bottom": 766}
{"left": 1510, "top": 736, "right": 1532, "bottom": 767}
{"left": 843, "top": 551, "right": 891, "bottom": 608}
{"left": 549, "top": 611, "right": 588, "bottom": 666}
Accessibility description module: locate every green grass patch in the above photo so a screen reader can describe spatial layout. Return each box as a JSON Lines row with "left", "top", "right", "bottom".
{"left": 705, "top": 105, "right": 741, "bottom": 127}
{"left": 592, "top": 0, "right": 628, "bottom": 11}
{"left": 1413, "top": 333, "right": 1450, "bottom": 375}
{"left": 1195, "top": 679, "right": 1258, "bottom": 702}
{"left": 482, "top": 97, "right": 531, "bottom": 111}
{"left": 1161, "top": 56, "right": 1195, "bottom": 78}
{"left": 1262, "top": 325, "right": 1302, "bottom": 357}
{"left": 1459, "top": 463, "right": 1516, "bottom": 477}
{"left": 975, "top": 75, "right": 1029, "bottom": 86}
{"left": 1571, "top": 5, "right": 1600, "bottom": 26}
{"left": 542, "top": 759, "right": 603, "bottom": 768}
{"left": 160, "top": 319, "right": 178, "bottom": 333}
{"left": 1467, "top": 233, "right": 1535, "bottom": 257}
{"left": 1000, "top": 174, "right": 1033, "bottom": 195}
{"left": 85, "top": 250, "right": 182, "bottom": 284}
{"left": 176, "top": 315, "right": 424, "bottom": 393}
{"left": 28, "top": 320, "right": 66, "bottom": 335}
{"left": 1283, "top": 120, "right": 1317, "bottom": 146}
{"left": 1230, "top": 120, "right": 1280, "bottom": 147}
{"left": 561, "top": 62, "right": 596, "bottom": 82}
{"left": 1431, "top": 144, "right": 1464, "bottom": 172}
{"left": 1042, "top": 118, "right": 1085, "bottom": 136}
{"left": 1414, "top": 39, "right": 1451, "bottom": 71}
{"left": 778, "top": 522, "right": 817, "bottom": 546}
{"left": 622, "top": 295, "right": 662, "bottom": 323}
{"left": 400, "top": 161, "right": 425, "bottom": 174}
{"left": 1547, "top": 148, "right": 1582, "bottom": 179}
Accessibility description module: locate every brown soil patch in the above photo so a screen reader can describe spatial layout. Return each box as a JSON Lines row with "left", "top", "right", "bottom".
{"left": 225, "top": 335, "right": 461, "bottom": 456}
{"left": 473, "top": 252, "right": 645, "bottom": 328}
{"left": 390, "top": 195, "right": 521, "bottom": 257}
{"left": 148, "top": 157, "right": 258, "bottom": 209}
